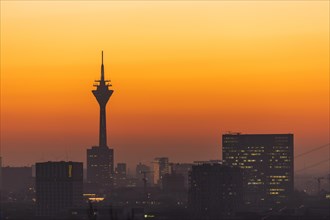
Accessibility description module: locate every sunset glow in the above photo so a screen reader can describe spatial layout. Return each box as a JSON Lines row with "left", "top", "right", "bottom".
{"left": 1, "top": 1, "right": 329, "bottom": 174}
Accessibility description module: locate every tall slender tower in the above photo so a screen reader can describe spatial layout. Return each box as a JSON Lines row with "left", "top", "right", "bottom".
{"left": 87, "top": 52, "right": 114, "bottom": 189}
{"left": 92, "top": 51, "right": 113, "bottom": 147}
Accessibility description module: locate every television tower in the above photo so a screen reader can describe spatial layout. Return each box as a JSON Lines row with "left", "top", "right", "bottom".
{"left": 87, "top": 51, "right": 114, "bottom": 188}
{"left": 92, "top": 51, "right": 113, "bottom": 147}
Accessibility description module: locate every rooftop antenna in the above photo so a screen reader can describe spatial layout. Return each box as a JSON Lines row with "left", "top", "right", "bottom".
{"left": 101, "top": 50, "right": 104, "bottom": 81}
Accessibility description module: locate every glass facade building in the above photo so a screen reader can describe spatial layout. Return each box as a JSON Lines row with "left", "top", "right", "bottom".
{"left": 36, "top": 161, "right": 83, "bottom": 217}
{"left": 222, "top": 133, "right": 294, "bottom": 209}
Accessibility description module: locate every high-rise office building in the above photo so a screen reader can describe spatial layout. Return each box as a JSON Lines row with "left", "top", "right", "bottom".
{"left": 36, "top": 161, "right": 83, "bottom": 217}
{"left": 222, "top": 133, "right": 294, "bottom": 209}
{"left": 87, "top": 52, "right": 114, "bottom": 188}
{"left": 188, "top": 161, "right": 243, "bottom": 219}
{"left": 152, "top": 157, "right": 169, "bottom": 186}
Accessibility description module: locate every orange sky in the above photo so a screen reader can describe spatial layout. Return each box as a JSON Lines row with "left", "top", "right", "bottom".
{"left": 1, "top": 1, "right": 329, "bottom": 174}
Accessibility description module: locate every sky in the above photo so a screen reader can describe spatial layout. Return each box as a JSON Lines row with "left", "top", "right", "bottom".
{"left": 1, "top": 1, "right": 329, "bottom": 175}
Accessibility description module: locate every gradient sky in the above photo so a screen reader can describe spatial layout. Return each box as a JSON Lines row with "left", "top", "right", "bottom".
{"left": 1, "top": 1, "right": 329, "bottom": 175}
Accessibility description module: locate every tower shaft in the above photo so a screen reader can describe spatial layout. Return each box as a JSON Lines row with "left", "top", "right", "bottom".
{"left": 99, "top": 106, "right": 107, "bottom": 147}
{"left": 92, "top": 51, "right": 113, "bottom": 147}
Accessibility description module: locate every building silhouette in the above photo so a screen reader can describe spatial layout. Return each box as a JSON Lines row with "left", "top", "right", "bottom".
{"left": 35, "top": 161, "right": 83, "bottom": 217}
{"left": 87, "top": 51, "right": 114, "bottom": 189}
{"left": 188, "top": 161, "right": 243, "bottom": 219}
{"left": 222, "top": 133, "right": 294, "bottom": 210}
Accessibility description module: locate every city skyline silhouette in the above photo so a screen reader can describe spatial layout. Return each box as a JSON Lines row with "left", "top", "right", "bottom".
{"left": 0, "top": 10, "right": 330, "bottom": 217}
{"left": 1, "top": 1, "right": 329, "bottom": 217}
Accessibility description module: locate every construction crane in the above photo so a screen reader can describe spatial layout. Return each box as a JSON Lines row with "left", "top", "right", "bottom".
{"left": 140, "top": 170, "right": 154, "bottom": 199}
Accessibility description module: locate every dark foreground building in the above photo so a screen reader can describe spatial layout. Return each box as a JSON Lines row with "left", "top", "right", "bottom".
{"left": 222, "top": 133, "right": 294, "bottom": 210}
{"left": 35, "top": 161, "right": 83, "bottom": 217}
{"left": 188, "top": 161, "right": 243, "bottom": 220}
{"left": 87, "top": 52, "right": 114, "bottom": 189}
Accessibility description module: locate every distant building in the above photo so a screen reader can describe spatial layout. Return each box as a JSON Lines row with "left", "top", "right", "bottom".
{"left": 36, "top": 161, "right": 83, "bottom": 217}
{"left": 188, "top": 161, "right": 243, "bottom": 219}
{"left": 152, "top": 157, "right": 169, "bottom": 186}
{"left": 1, "top": 166, "right": 33, "bottom": 192}
{"left": 32, "top": 164, "right": 36, "bottom": 177}
{"left": 136, "top": 163, "right": 150, "bottom": 177}
{"left": 116, "top": 163, "right": 127, "bottom": 177}
{"left": 162, "top": 172, "right": 185, "bottom": 192}
{"left": 170, "top": 163, "right": 193, "bottom": 189}
{"left": 222, "top": 133, "right": 294, "bottom": 209}
{"left": 136, "top": 163, "right": 151, "bottom": 187}
{"left": 114, "top": 163, "right": 127, "bottom": 188}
